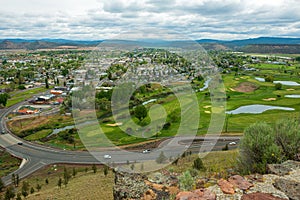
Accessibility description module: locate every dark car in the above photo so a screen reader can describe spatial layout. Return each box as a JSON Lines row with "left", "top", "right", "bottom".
{"left": 17, "top": 142, "right": 23, "bottom": 145}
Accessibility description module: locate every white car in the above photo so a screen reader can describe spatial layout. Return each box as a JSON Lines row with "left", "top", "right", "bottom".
{"left": 228, "top": 141, "right": 237, "bottom": 146}
{"left": 142, "top": 149, "right": 151, "bottom": 154}
{"left": 104, "top": 154, "right": 112, "bottom": 159}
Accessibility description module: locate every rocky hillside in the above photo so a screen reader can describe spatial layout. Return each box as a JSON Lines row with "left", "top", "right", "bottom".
{"left": 113, "top": 160, "right": 300, "bottom": 200}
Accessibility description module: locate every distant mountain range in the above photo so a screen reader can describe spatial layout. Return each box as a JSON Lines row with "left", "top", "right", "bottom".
{"left": 0, "top": 37, "right": 300, "bottom": 53}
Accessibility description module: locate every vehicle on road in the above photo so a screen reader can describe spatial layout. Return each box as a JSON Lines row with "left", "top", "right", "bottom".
{"left": 142, "top": 149, "right": 151, "bottom": 154}
{"left": 104, "top": 154, "right": 111, "bottom": 159}
{"left": 17, "top": 142, "right": 23, "bottom": 145}
{"left": 228, "top": 141, "right": 237, "bottom": 145}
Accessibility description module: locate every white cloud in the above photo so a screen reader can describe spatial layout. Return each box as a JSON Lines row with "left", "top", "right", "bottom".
{"left": 0, "top": 0, "right": 299, "bottom": 40}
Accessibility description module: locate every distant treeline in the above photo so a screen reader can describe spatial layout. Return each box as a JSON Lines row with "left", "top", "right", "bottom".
{"left": 240, "top": 44, "right": 300, "bottom": 54}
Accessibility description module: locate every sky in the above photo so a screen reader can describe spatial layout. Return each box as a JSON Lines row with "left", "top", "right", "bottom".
{"left": 0, "top": 0, "right": 300, "bottom": 40}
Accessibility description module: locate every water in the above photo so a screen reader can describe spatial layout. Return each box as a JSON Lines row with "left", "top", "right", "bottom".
{"left": 142, "top": 99, "right": 157, "bottom": 105}
{"left": 285, "top": 94, "right": 300, "bottom": 98}
{"left": 255, "top": 77, "right": 265, "bottom": 82}
{"left": 255, "top": 77, "right": 300, "bottom": 86}
{"left": 47, "top": 125, "right": 75, "bottom": 137}
{"left": 273, "top": 81, "right": 300, "bottom": 86}
{"left": 199, "top": 78, "right": 211, "bottom": 91}
{"left": 226, "top": 104, "right": 294, "bottom": 114}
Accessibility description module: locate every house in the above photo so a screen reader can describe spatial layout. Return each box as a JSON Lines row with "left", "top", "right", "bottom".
{"left": 17, "top": 106, "right": 40, "bottom": 115}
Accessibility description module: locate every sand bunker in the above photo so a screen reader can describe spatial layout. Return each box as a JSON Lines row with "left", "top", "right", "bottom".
{"left": 234, "top": 82, "right": 258, "bottom": 93}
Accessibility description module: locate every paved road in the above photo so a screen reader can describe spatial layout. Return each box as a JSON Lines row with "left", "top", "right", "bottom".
{"left": 0, "top": 97, "right": 241, "bottom": 186}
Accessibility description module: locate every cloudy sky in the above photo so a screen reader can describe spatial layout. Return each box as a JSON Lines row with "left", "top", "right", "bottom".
{"left": 1, "top": 0, "right": 300, "bottom": 40}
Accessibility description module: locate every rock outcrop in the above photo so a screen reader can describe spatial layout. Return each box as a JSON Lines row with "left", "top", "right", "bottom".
{"left": 113, "top": 161, "right": 300, "bottom": 200}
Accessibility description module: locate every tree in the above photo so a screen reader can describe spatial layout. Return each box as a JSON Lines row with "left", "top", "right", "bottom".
{"left": 156, "top": 151, "right": 167, "bottom": 164}
{"left": 4, "top": 186, "right": 15, "bottom": 200}
{"left": 178, "top": 171, "right": 194, "bottom": 191}
{"left": 16, "top": 193, "right": 22, "bottom": 200}
{"left": 57, "top": 178, "right": 62, "bottom": 188}
{"left": 92, "top": 164, "right": 97, "bottom": 173}
{"left": 63, "top": 167, "right": 70, "bottom": 186}
{"left": 0, "top": 93, "right": 9, "bottom": 107}
{"left": 134, "top": 105, "right": 147, "bottom": 122}
{"left": 275, "top": 83, "right": 282, "bottom": 90}
{"left": 104, "top": 166, "right": 109, "bottom": 177}
{"left": 265, "top": 75, "right": 274, "bottom": 82}
{"left": 72, "top": 168, "right": 77, "bottom": 177}
{"left": 36, "top": 183, "right": 41, "bottom": 191}
{"left": 21, "top": 181, "right": 29, "bottom": 198}
{"left": 0, "top": 178, "right": 4, "bottom": 192}
{"left": 30, "top": 187, "right": 35, "bottom": 194}
{"left": 45, "top": 77, "right": 49, "bottom": 89}
{"left": 193, "top": 158, "right": 206, "bottom": 171}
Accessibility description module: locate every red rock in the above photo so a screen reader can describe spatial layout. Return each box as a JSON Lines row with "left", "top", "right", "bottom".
{"left": 175, "top": 189, "right": 216, "bottom": 200}
{"left": 228, "top": 175, "right": 253, "bottom": 190}
{"left": 176, "top": 191, "right": 195, "bottom": 200}
{"left": 217, "top": 179, "right": 235, "bottom": 194}
{"left": 241, "top": 192, "right": 287, "bottom": 200}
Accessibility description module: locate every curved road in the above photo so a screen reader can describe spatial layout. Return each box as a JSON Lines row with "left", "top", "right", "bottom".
{"left": 0, "top": 99, "right": 241, "bottom": 186}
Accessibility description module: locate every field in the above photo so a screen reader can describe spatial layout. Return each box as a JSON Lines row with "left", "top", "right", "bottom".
{"left": 0, "top": 148, "right": 21, "bottom": 177}
{"left": 0, "top": 164, "right": 114, "bottom": 200}
{"left": 7, "top": 87, "right": 49, "bottom": 107}
{"left": 0, "top": 150, "right": 238, "bottom": 199}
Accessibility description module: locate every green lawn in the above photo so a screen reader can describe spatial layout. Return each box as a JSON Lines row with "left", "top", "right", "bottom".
{"left": 7, "top": 87, "right": 49, "bottom": 107}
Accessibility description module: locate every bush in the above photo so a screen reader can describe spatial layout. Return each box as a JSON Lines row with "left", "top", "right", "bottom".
{"left": 193, "top": 157, "right": 206, "bottom": 171}
{"left": 265, "top": 75, "right": 274, "bottom": 82}
{"left": 178, "top": 171, "right": 194, "bottom": 191}
{"left": 275, "top": 83, "right": 282, "bottom": 90}
{"left": 274, "top": 118, "right": 300, "bottom": 160}
{"left": 239, "top": 122, "right": 281, "bottom": 174}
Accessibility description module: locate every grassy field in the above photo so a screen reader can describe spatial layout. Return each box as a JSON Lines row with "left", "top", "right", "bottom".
{"left": 0, "top": 150, "right": 238, "bottom": 199}
{"left": 0, "top": 164, "right": 114, "bottom": 200}
{"left": 0, "top": 148, "right": 21, "bottom": 177}
{"left": 7, "top": 87, "right": 49, "bottom": 107}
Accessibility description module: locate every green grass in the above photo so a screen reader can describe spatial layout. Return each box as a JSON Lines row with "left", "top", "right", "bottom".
{"left": 0, "top": 149, "right": 21, "bottom": 177}
{"left": 24, "top": 129, "right": 52, "bottom": 141}
{"left": 7, "top": 87, "right": 48, "bottom": 107}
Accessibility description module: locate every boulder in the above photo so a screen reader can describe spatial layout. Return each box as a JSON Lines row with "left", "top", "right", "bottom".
{"left": 228, "top": 175, "right": 253, "bottom": 190}
{"left": 267, "top": 160, "right": 300, "bottom": 176}
{"left": 217, "top": 179, "right": 235, "bottom": 194}
{"left": 241, "top": 192, "right": 288, "bottom": 200}
{"left": 142, "top": 189, "right": 157, "bottom": 200}
{"left": 175, "top": 189, "right": 216, "bottom": 200}
{"left": 274, "top": 178, "right": 300, "bottom": 200}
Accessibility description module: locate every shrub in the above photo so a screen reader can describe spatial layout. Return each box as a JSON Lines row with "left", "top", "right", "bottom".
{"left": 193, "top": 158, "right": 206, "bottom": 171}
{"left": 238, "top": 122, "right": 281, "bottom": 174}
{"left": 275, "top": 83, "right": 282, "bottom": 90}
{"left": 274, "top": 118, "right": 300, "bottom": 160}
{"left": 265, "top": 75, "right": 274, "bottom": 82}
{"left": 178, "top": 171, "right": 194, "bottom": 191}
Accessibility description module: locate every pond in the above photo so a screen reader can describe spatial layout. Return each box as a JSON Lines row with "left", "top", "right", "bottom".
{"left": 273, "top": 81, "right": 300, "bottom": 86}
{"left": 226, "top": 104, "right": 295, "bottom": 114}
{"left": 142, "top": 99, "right": 157, "bottom": 105}
{"left": 255, "top": 77, "right": 300, "bottom": 86}
{"left": 47, "top": 125, "right": 75, "bottom": 138}
{"left": 199, "top": 78, "right": 211, "bottom": 91}
{"left": 285, "top": 94, "right": 300, "bottom": 98}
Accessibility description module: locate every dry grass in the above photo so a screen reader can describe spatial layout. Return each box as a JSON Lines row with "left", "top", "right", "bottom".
{"left": 1, "top": 164, "right": 114, "bottom": 200}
